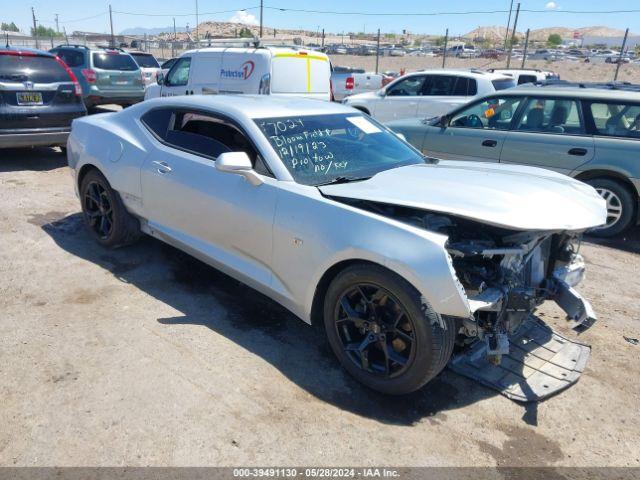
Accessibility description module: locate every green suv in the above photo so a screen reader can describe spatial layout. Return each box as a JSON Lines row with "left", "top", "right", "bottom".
{"left": 49, "top": 45, "right": 144, "bottom": 109}
{"left": 387, "top": 87, "right": 640, "bottom": 236}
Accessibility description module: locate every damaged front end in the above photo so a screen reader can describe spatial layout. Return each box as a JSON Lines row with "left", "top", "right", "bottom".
{"left": 341, "top": 200, "right": 596, "bottom": 363}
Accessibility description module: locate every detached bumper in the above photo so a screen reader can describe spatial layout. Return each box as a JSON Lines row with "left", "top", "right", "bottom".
{"left": 552, "top": 255, "right": 597, "bottom": 330}
{"left": 0, "top": 130, "right": 69, "bottom": 148}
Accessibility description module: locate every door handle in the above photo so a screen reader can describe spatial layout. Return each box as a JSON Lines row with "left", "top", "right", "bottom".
{"left": 568, "top": 148, "right": 588, "bottom": 156}
{"left": 482, "top": 139, "right": 498, "bottom": 147}
{"left": 152, "top": 160, "right": 172, "bottom": 174}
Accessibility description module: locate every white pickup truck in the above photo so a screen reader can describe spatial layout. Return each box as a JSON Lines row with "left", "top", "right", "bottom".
{"left": 330, "top": 66, "right": 385, "bottom": 102}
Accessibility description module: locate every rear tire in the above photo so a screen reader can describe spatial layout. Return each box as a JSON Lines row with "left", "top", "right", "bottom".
{"left": 585, "top": 178, "right": 635, "bottom": 237}
{"left": 80, "top": 169, "right": 141, "bottom": 248}
{"left": 323, "top": 264, "right": 455, "bottom": 395}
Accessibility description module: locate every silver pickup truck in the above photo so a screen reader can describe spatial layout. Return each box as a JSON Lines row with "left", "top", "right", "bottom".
{"left": 331, "top": 66, "right": 385, "bottom": 102}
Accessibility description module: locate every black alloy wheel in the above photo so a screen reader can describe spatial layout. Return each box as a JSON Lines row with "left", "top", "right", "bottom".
{"left": 83, "top": 180, "right": 114, "bottom": 240}
{"left": 334, "top": 283, "right": 416, "bottom": 378}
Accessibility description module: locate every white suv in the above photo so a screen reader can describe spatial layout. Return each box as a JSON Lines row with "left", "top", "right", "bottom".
{"left": 342, "top": 69, "right": 516, "bottom": 122}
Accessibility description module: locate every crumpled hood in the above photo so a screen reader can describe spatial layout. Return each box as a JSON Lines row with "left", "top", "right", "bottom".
{"left": 319, "top": 161, "right": 607, "bottom": 231}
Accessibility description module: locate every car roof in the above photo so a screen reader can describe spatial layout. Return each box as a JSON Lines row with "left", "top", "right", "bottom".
{"left": 137, "top": 94, "right": 353, "bottom": 119}
{"left": 495, "top": 86, "right": 640, "bottom": 102}
{"left": 412, "top": 69, "right": 510, "bottom": 80}
{"left": 0, "top": 46, "right": 54, "bottom": 57}
{"left": 180, "top": 46, "right": 329, "bottom": 57}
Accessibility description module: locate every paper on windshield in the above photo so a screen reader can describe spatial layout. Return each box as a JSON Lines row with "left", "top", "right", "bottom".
{"left": 346, "top": 116, "right": 382, "bottom": 134}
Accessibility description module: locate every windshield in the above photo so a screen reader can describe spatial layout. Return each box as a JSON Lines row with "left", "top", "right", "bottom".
{"left": 255, "top": 113, "right": 426, "bottom": 186}
{"left": 92, "top": 52, "right": 139, "bottom": 71}
{"left": 131, "top": 53, "right": 160, "bottom": 68}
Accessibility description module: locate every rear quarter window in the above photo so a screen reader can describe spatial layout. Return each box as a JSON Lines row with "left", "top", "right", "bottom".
{"left": 492, "top": 78, "right": 517, "bottom": 90}
{"left": 131, "top": 54, "right": 159, "bottom": 68}
{"left": 0, "top": 54, "right": 69, "bottom": 83}
{"left": 92, "top": 52, "right": 139, "bottom": 71}
{"left": 589, "top": 102, "right": 640, "bottom": 138}
{"left": 141, "top": 108, "right": 174, "bottom": 140}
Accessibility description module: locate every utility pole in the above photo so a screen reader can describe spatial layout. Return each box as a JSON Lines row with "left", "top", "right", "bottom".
{"left": 64, "top": 26, "right": 69, "bottom": 45}
{"left": 504, "top": 0, "right": 514, "bottom": 50}
{"left": 321, "top": 28, "right": 325, "bottom": 49}
{"left": 172, "top": 18, "right": 176, "bottom": 58}
{"left": 55, "top": 14, "right": 59, "bottom": 34}
{"left": 442, "top": 28, "right": 449, "bottom": 68}
{"left": 614, "top": 28, "right": 629, "bottom": 81}
{"left": 108, "top": 4, "right": 115, "bottom": 48}
{"left": 521, "top": 28, "right": 530, "bottom": 68}
{"left": 195, "top": 0, "right": 199, "bottom": 43}
{"left": 31, "top": 7, "right": 39, "bottom": 48}
{"left": 259, "top": 0, "right": 264, "bottom": 38}
{"left": 375, "top": 28, "right": 380, "bottom": 74}
{"left": 506, "top": 2, "right": 520, "bottom": 68}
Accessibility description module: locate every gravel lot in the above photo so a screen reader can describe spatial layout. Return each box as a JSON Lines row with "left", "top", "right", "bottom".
{"left": 1, "top": 144, "right": 639, "bottom": 467}
{"left": 334, "top": 56, "right": 640, "bottom": 84}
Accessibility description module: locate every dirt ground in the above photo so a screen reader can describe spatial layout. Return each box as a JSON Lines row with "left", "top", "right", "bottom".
{"left": 0, "top": 146, "right": 639, "bottom": 467}
{"left": 333, "top": 55, "right": 640, "bottom": 84}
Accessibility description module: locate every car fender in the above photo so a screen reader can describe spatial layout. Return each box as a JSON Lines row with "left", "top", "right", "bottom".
{"left": 270, "top": 186, "right": 470, "bottom": 323}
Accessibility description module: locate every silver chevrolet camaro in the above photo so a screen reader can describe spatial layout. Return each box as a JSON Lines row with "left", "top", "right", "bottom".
{"left": 67, "top": 95, "right": 606, "bottom": 395}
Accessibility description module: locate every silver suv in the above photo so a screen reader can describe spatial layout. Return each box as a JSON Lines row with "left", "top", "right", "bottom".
{"left": 387, "top": 87, "right": 640, "bottom": 236}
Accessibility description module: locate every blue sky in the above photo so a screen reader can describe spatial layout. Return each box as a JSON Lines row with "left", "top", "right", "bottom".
{"left": 4, "top": 0, "right": 639, "bottom": 36}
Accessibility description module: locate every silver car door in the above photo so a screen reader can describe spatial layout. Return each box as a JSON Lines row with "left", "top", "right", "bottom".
{"left": 500, "top": 96, "right": 595, "bottom": 174}
{"left": 139, "top": 108, "right": 278, "bottom": 289}
{"left": 423, "top": 96, "right": 523, "bottom": 162}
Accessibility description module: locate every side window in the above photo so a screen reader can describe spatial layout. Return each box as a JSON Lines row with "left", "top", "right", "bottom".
{"left": 450, "top": 77, "right": 477, "bottom": 96}
{"left": 450, "top": 97, "right": 522, "bottom": 130}
{"left": 56, "top": 50, "right": 85, "bottom": 68}
{"left": 589, "top": 102, "right": 640, "bottom": 138}
{"left": 166, "top": 57, "right": 191, "bottom": 86}
{"left": 515, "top": 98, "right": 585, "bottom": 134}
{"left": 386, "top": 75, "right": 426, "bottom": 96}
{"left": 141, "top": 108, "right": 174, "bottom": 140}
{"left": 423, "top": 75, "right": 458, "bottom": 96}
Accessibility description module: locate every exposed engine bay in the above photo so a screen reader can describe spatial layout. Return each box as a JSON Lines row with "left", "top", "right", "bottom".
{"left": 336, "top": 198, "right": 597, "bottom": 363}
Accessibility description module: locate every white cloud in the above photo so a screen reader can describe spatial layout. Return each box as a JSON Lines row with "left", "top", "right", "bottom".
{"left": 545, "top": 1, "right": 559, "bottom": 9}
{"left": 230, "top": 10, "right": 259, "bottom": 25}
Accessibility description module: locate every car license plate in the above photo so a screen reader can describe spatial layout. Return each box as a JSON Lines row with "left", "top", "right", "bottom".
{"left": 114, "top": 77, "right": 128, "bottom": 85}
{"left": 16, "top": 92, "right": 43, "bottom": 105}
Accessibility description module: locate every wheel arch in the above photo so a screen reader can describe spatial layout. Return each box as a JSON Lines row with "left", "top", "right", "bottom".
{"left": 574, "top": 169, "right": 639, "bottom": 197}
{"left": 77, "top": 163, "right": 103, "bottom": 192}
{"left": 574, "top": 169, "right": 640, "bottom": 226}
{"left": 310, "top": 259, "right": 393, "bottom": 326}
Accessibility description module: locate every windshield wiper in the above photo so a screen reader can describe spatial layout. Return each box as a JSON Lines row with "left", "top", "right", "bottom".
{"left": 316, "top": 176, "right": 371, "bottom": 186}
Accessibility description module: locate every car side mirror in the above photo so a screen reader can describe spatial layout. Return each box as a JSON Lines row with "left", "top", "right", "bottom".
{"left": 438, "top": 115, "right": 450, "bottom": 127}
{"left": 378, "top": 88, "right": 386, "bottom": 97}
{"left": 215, "top": 152, "right": 263, "bottom": 186}
{"left": 156, "top": 72, "right": 164, "bottom": 85}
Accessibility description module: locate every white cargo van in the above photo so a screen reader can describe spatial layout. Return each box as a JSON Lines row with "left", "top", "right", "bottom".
{"left": 145, "top": 46, "right": 331, "bottom": 101}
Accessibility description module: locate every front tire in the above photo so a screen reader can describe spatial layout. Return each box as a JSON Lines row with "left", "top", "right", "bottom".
{"left": 80, "top": 169, "right": 140, "bottom": 248}
{"left": 585, "top": 178, "right": 635, "bottom": 237}
{"left": 323, "top": 264, "right": 455, "bottom": 395}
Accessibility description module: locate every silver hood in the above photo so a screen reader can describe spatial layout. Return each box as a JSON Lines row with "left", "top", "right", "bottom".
{"left": 319, "top": 161, "right": 607, "bottom": 231}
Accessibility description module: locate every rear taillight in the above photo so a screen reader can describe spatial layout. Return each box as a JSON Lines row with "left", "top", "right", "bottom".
{"left": 345, "top": 76, "right": 355, "bottom": 90}
{"left": 55, "top": 56, "right": 82, "bottom": 96}
{"left": 81, "top": 68, "right": 96, "bottom": 84}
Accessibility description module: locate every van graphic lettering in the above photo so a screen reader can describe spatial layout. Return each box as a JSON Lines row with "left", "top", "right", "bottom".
{"left": 220, "top": 60, "right": 255, "bottom": 80}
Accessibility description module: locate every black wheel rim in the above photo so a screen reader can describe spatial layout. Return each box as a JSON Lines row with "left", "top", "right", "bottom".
{"left": 83, "top": 181, "right": 113, "bottom": 240}
{"left": 334, "top": 283, "right": 416, "bottom": 378}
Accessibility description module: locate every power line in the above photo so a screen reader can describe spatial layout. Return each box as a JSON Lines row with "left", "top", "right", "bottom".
{"left": 112, "top": 7, "right": 258, "bottom": 17}
{"left": 264, "top": 5, "right": 640, "bottom": 16}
